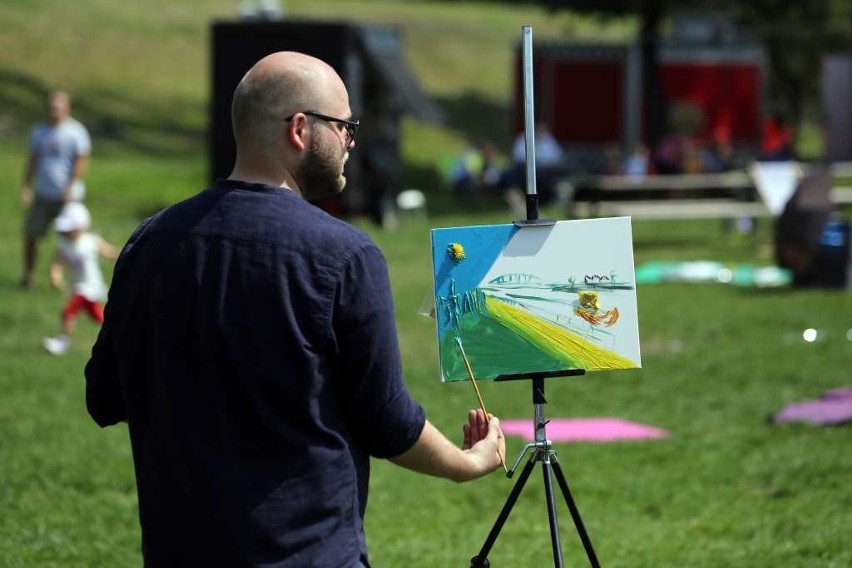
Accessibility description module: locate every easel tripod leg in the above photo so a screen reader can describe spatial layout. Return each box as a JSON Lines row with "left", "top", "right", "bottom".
{"left": 542, "top": 459, "right": 565, "bottom": 568}
{"left": 470, "top": 455, "right": 537, "bottom": 568}
{"left": 552, "top": 460, "right": 602, "bottom": 568}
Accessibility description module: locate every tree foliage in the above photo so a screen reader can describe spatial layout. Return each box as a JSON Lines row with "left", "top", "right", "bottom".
{"left": 474, "top": 0, "right": 852, "bottom": 137}
{"left": 729, "top": 0, "right": 852, "bottom": 123}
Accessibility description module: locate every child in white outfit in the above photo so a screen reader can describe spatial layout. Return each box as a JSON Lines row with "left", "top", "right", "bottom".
{"left": 42, "top": 202, "right": 119, "bottom": 355}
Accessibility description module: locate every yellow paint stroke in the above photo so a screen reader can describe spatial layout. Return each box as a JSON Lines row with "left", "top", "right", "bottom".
{"left": 447, "top": 242, "right": 466, "bottom": 262}
{"left": 485, "top": 295, "right": 639, "bottom": 370}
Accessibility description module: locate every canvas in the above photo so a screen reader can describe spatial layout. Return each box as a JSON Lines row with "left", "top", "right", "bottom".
{"left": 431, "top": 218, "right": 641, "bottom": 382}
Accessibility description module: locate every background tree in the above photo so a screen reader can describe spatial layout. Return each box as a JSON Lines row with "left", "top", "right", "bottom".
{"left": 484, "top": 0, "right": 680, "bottom": 148}
{"left": 475, "top": 0, "right": 852, "bottom": 153}
{"left": 545, "top": 0, "right": 668, "bottom": 149}
{"left": 729, "top": 1, "right": 852, "bottom": 132}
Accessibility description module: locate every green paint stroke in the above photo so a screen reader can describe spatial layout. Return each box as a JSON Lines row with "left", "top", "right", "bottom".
{"left": 440, "top": 310, "right": 572, "bottom": 382}
{"left": 436, "top": 279, "right": 488, "bottom": 338}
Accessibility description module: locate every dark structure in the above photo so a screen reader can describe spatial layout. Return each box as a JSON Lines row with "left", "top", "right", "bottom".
{"left": 822, "top": 54, "right": 852, "bottom": 163}
{"left": 775, "top": 165, "right": 851, "bottom": 288}
{"left": 210, "top": 20, "right": 442, "bottom": 224}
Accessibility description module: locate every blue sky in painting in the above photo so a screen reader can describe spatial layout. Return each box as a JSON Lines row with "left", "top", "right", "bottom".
{"left": 431, "top": 224, "right": 518, "bottom": 298}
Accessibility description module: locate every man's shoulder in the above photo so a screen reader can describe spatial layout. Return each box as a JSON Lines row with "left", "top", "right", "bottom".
{"left": 299, "top": 203, "right": 374, "bottom": 246}
{"left": 30, "top": 123, "right": 51, "bottom": 138}
{"left": 31, "top": 119, "right": 90, "bottom": 148}
{"left": 145, "top": 187, "right": 379, "bottom": 255}
{"left": 62, "top": 118, "right": 91, "bottom": 138}
{"left": 272, "top": 198, "right": 381, "bottom": 267}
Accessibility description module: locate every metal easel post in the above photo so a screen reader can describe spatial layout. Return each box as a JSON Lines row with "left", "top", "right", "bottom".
{"left": 470, "top": 26, "right": 602, "bottom": 568}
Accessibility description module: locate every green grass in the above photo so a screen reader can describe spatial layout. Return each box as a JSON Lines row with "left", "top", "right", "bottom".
{"left": 1, "top": 1, "right": 851, "bottom": 566}
{"left": 5, "top": 146, "right": 850, "bottom": 566}
{"left": 363, "top": 214, "right": 852, "bottom": 568}
{"left": 0, "top": 0, "right": 634, "bottom": 160}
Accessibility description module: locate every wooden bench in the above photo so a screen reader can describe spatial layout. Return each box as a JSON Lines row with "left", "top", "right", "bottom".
{"left": 567, "top": 171, "right": 761, "bottom": 220}
{"left": 566, "top": 163, "right": 852, "bottom": 221}
{"left": 573, "top": 198, "right": 769, "bottom": 220}
{"left": 832, "top": 186, "right": 852, "bottom": 206}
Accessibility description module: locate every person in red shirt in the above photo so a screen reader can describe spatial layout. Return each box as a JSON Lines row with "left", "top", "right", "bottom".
{"left": 761, "top": 113, "right": 795, "bottom": 161}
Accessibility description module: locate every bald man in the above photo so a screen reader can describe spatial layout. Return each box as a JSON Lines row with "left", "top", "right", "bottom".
{"left": 20, "top": 90, "right": 91, "bottom": 288}
{"left": 85, "top": 51, "right": 505, "bottom": 567}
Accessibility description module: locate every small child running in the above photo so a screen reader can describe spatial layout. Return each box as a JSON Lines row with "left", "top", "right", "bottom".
{"left": 42, "top": 202, "right": 119, "bottom": 355}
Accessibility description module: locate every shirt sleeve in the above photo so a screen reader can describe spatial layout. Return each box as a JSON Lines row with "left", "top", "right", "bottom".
{"left": 332, "top": 244, "right": 425, "bottom": 459}
{"left": 85, "top": 317, "right": 126, "bottom": 427}
{"left": 74, "top": 123, "right": 92, "bottom": 156}
{"left": 83, "top": 218, "right": 155, "bottom": 427}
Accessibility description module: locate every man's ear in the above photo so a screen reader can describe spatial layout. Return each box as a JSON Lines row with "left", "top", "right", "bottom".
{"left": 286, "top": 114, "right": 308, "bottom": 151}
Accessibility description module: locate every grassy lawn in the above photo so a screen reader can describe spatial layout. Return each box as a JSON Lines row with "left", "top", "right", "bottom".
{"left": 1, "top": 1, "right": 851, "bottom": 567}
{"left": 1, "top": 143, "right": 850, "bottom": 567}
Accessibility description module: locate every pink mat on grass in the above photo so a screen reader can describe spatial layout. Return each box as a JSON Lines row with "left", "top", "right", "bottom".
{"left": 501, "top": 418, "right": 670, "bottom": 443}
{"left": 772, "top": 387, "right": 852, "bottom": 425}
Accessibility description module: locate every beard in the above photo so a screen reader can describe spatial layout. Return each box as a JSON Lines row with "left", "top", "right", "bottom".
{"left": 295, "top": 136, "right": 347, "bottom": 202}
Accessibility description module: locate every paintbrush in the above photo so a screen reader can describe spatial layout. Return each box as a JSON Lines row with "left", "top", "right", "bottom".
{"left": 455, "top": 335, "right": 508, "bottom": 473}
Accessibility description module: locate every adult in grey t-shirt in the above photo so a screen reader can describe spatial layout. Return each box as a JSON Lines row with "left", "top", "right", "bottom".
{"left": 20, "top": 91, "right": 91, "bottom": 288}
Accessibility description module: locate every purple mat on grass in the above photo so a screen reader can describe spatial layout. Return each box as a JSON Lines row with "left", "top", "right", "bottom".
{"left": 501, "top": 418, "right": 669, "bottom": 443}
{"left": 772, "top": 387, "right": 852, "bottom": 425}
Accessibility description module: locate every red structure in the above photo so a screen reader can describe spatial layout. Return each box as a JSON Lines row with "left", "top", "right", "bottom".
{"left": 513, "top": 42, "right": 764, "bottom": 154}
{"left": 660, "top": 56, "right": 762, "bottom": 144}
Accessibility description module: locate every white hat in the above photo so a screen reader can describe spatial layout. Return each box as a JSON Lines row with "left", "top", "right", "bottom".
{"left": 54, "top": 202, "right": 91, "bottom": 232}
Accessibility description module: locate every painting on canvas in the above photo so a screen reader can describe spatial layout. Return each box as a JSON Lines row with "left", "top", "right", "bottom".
{"left": 430, "top": 217, "right": 641, "bottom": 382}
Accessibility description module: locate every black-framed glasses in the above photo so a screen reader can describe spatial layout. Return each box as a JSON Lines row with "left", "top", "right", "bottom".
{"left": 285, "top": 111, "right": 360, "bottom": 145}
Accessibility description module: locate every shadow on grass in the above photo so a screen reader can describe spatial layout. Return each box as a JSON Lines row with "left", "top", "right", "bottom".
{"left": 1, "top": 72, "right": 517, "bottom": 221}
{"left": 400, "top": 161, "right": 516, "bottom": 217}
{"left": 0, "top": 69, "right": 46, "bottom": 136}
{"left": 0, "top": 68, "right": 203, "bottom": 156}
{"left": 433, "top": 92, "right": 512, "bottom": 150}
{"left": 397, "top": 91, "right": 520, "bottom": 219}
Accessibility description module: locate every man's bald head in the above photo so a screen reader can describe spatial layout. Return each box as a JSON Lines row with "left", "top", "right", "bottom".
{"left": 231, "top": 51, "right": 344, "bottom": 151}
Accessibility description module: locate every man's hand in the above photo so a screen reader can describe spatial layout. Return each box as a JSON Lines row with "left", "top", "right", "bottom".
{"left": 389, "top": 410, "right": 506, "bottom": 482}
{"left": 461, "top": 409, "right": 505, "bottom": 475}
{"left": 20, "top": 185, "right": 33, "bottom": 207}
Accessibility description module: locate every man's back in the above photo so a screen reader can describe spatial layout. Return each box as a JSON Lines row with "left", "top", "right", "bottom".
{"left": 86, "top": 179, "right": 424, "bottom": 567}
{"left": 86, "top": 50, "right": 505, "bottom": 567}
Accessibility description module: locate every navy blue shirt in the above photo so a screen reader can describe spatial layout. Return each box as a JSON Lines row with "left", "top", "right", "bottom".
{"left": 85, "top": 179, "right": 425, "bottom": 567}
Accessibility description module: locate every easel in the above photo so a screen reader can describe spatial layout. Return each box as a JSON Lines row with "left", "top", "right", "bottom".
{"left": 469, "top": 27, "right": 602, "bottom": 568}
